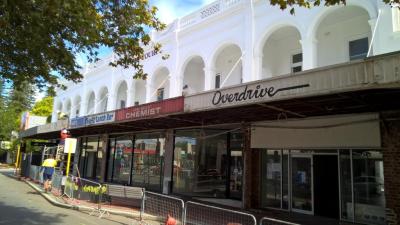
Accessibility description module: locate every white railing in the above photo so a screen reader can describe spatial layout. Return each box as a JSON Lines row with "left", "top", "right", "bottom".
{"left": 179, "top": 0, "right": 244, "bottom": 30}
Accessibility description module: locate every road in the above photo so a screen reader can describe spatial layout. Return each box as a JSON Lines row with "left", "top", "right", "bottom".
{"left": 0, "top": 169, "right": 132, "bottom": 225}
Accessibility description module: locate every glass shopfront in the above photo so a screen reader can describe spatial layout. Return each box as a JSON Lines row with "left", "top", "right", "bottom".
{"left": 261, "top": 149, "right": 386, "bottom": 225}
{"left": 78, "top": 136, "right": 103, "bottom": 180}
{"left": 106, "top": 132, "right": 165, "bottom": 192}
{"left": 172, "top": 129, "right": 243, "bottom": 199}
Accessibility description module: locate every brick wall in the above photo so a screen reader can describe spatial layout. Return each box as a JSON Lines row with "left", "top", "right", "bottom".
{"left": 381, "top": 111, "right": 400, "bottom": 225}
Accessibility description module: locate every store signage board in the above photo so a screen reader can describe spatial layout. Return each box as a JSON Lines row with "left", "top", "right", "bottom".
{"left": 116, "top": 97, "right": 184, "bottom": 122}
{"left": 70, "top": 116, "right": 86, "bottom": 128}
{"left": 85, "top": 112, "right": 115, "bottom": 126}
{"left": 184, "top": 79, "right": 310, "bottom": 112}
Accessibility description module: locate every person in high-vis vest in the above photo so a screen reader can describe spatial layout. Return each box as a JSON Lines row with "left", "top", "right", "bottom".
{"left": 42, "top": 155, "right": 57, "bottom": 192}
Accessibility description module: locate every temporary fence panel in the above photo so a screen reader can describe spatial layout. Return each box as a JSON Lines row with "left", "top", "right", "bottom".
{"left": 184, "top": 201, "right": 257, "bottom": 225}
{"left": 29, "top": 165, "right": 42, "bottom": 183}
{"left": 50, "top": 171, "right": 64, "bottom": 196}
{"left": 144, "top": 191, "right": 185, "bottom": 224}
{"left": 63, "top": 175, "right": 76, "bottom": 199}
{"left": 259, "top": 217, "right": 300, "bottom": 225}
{"left": 63, "top": 175, "right": 106, "bottom": 217}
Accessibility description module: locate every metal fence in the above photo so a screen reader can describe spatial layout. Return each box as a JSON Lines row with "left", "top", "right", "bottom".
{"left": 50, "top": 171, "right": 64, "bottom": 196}
{"left": 143, "top": 191, "right": 185, "bottom": 224}
{"left": 28, "top": 165, "right": 42, "bottom": 183}
{"left": 63, "top": 175, "right": 107, "bottom": 217}
{"left": 184, "top": 201, "right": 257, "bottom": 225}
{"left": 259, "top": 217, "right": 300, "bottom": 225}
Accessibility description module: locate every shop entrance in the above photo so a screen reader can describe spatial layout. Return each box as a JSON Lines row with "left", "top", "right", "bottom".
{"left": 313, "top": 155, "right": 339, "bottom": 219}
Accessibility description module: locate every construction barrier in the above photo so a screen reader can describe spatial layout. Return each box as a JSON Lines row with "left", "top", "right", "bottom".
{"left": 28, "top": 165, "right": 42, "bottom": 183}
{"left": 50, "top": 171, "right": 64, "bottom": 195}
{"left": 184, "top": 201, "right": 257, "bottom": 225}
{"left": 144, "top": 191, "right": 185, "bottom": 224}
{"left": 63, "top": 175, "right": 106, "bottom": 217}
{"left": 259, "top": 217, "right": 300, "bottom": 225}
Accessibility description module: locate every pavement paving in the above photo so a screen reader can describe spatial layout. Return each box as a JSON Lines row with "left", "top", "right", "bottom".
{"left": 0, "top": 169, "right": 134, "bottom": 225}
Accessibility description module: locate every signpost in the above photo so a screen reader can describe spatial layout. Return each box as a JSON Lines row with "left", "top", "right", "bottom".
{"left": 64, "top": 138, "right": 77, "bottom": 177}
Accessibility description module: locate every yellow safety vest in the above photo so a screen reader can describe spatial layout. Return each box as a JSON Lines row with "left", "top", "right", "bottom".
{"left": 42, "top": 158, "right": 57, "bottom": 167}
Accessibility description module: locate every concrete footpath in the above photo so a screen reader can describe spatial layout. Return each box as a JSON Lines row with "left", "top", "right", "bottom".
{"left": 0, "top": 168, "right": 160, "bottom": 225}
{"left": 0, "top": 169, "right": 133, "bottom": 225}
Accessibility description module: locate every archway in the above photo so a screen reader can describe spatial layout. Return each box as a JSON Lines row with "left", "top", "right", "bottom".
{"left": 151, "top": 67, "right": 170, "bottom": 101}
{"left": 98, "top": 87, "right": 108, "bottom": 112}
{"left": 315, "top": 6, "right": 371, "bottom": 67}
{"left": 116, "top": 81, "right": 128, "bottom": 109}
{"left": 86, "top": 91, "right": 95, "bottom": 115}
{"left": 261, "top": 26, "right": 302, "bottom": 78}
{"left": 183, "top": 56, "right": 205, "bottom": 94}
{"left": 213, "top": 44, "right": 242, "bottom": 88}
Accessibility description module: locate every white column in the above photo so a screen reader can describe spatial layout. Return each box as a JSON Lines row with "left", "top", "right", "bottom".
{"left": 204, "top": 66, "right": 216, "bottom": 90}
{"left": 301, "top": 37, "right": 318, "bottom": 70}
{"left": 80, "top": 98, "right": 88, "bottom": 116}
{"left": 107, "top": 93, "right": 116, "bottom": 111}
{"left": 145, "top": 80, "right": 153, "bottom": 103}
{"left": 254, "top": 53, "right": 263, "bottom": 80}
{"left": 171, "top": 74, "right": 182, "bottom": 97}
{"left": 51, "top": 98, "right": 58, "bottom": 122}
{"left": 94, "top": 97, "right": 100, "bottom": 114}
{"left": 127, "top": 86, "right": 135, "bottom": 107}
{"left": 70, "top": 103, "right": 76, "bottom": 118}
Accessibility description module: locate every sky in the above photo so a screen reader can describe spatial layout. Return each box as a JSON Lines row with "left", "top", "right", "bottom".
{"left": 36, "top": 0, "right": 214, "bottom": 102}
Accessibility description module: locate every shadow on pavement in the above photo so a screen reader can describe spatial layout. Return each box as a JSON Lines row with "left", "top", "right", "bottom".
{"left": 0, "top": 201, "right": 67, "bottom": 225}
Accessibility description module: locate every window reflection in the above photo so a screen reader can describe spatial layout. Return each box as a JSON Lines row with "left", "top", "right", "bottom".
{"left": 173, "top": 130, "right": 228, "bottom": 197}
{"left": 132, "top": 133, "right": 165, "bottom": 192}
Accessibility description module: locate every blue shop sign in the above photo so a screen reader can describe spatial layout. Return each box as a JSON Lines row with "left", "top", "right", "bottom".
{"left": 85, "top": 112, "right": 115, "bottom": 126}
{"left": 70, "top": 117, "right": 86, "bottom": 128}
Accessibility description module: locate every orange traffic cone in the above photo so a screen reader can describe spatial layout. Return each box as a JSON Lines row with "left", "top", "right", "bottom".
{"left": 165, "top": 214, "right": 177, "bottom": 225}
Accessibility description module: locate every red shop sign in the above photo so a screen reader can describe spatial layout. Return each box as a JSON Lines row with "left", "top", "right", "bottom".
{"left": 116, "top": 97, "right": 184, "bottom": 122}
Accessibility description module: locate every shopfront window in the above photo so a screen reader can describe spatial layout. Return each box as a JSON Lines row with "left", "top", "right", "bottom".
{"left": 111, "top": 136, "right": 133, "bottom": 185}
{"left": 132, "top": 133, "right": 165, "bottom": 192}
{"left": 78, "top": 136, "right": 101, "bottom": 180}
{"left": 106, "top": 138, "right": 116, "bottom": 182}
{"left": 352, "top": 150, "right": 385, "bottom": 225}
{"left": 261, "top": 150, "right": 289, "bottom": 209}
{"left": 173, "top": 130, "right": 228, "bottom": 198}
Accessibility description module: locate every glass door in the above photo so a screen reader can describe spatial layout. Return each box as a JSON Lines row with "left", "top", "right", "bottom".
{"left": 291, "top": 155, "right": 313, "bottom": 214}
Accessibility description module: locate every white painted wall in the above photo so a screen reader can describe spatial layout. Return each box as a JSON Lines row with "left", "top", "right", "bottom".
{"left": 52, "top": 0, "right": 400, "bottom": 121}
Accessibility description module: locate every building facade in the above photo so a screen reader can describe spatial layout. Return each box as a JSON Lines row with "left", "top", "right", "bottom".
{"left": 20, "top": 1, "right": 400, "bottom": 225}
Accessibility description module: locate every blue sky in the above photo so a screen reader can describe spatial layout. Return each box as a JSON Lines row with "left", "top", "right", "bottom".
{"left": 75, "top": 0, "right": 213, "bottom": 67}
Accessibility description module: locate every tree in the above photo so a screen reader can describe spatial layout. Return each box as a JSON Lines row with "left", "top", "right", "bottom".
{"left": 31, "top": 96, "right": 54, "bottom": 122}
{"left": 270, "top": 0, "right": 399, "bottom": 15}
{"left": 0, "top": 0, "right": 165, "bottom": 90}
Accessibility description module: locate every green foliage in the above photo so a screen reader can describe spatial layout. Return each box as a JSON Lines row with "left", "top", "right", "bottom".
{"left": 31, "top": 96, "right": 54, "bottom": 117}
{"left": 270, "top": 0, "right": 399, "bottom": 15}
{"left": 0, "top": 0, "right": 165, "bottom": 90}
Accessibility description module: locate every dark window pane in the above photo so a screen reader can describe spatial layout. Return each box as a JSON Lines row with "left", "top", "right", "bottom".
{"left": 292, "top": 53, "right": 303, "bottom": 64}
{"left": 157, "top": 88, "right": 164, "bottom": 101}
{"left": 215, "top": 74, "right": 221, "bottom": 89}
{"left": 349, "top": 38, "right": 368, "bottom": 60}
{"left": 292, "top": 66, "right": 302, "bottom": 73}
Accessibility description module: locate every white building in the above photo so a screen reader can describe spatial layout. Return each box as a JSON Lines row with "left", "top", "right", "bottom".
{"left": 52, "top": 0, "right": 400, "bottom": 122}
{"left": 38, "top": 1, "right": 400, "bottom": 224}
